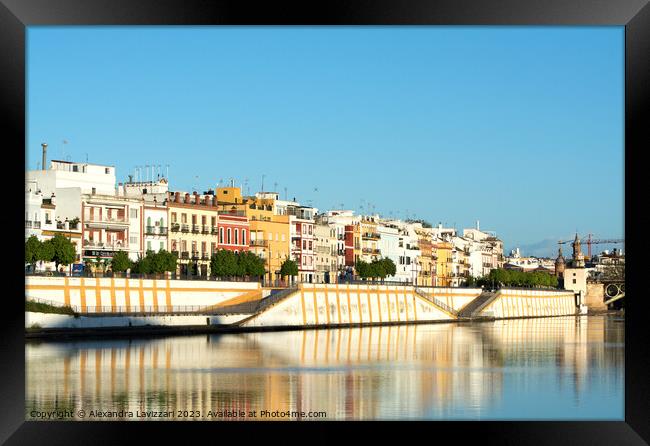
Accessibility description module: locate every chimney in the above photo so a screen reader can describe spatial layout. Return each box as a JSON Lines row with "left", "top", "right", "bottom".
{"left": 174, "top": 192, "right": 181, "bottom": 203}
{"left": 184, "top": 193, "right": 190, "bottom": 203}
{"left": 41, "top": 143, "right": 48, "bottom": 171}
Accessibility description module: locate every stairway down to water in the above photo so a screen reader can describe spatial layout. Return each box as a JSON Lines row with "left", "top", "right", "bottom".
{"left": 457, "top": 291, "right": 498, "bottom": 318}
{"left": 208, "top": 286, "right": 300, "bottom": 317}
{"left": 413, "top": 287, "right": 458, "bottom": 317}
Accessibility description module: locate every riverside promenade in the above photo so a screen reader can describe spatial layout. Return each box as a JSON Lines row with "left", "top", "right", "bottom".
{"left": 26, "top": 276, "right": 578, "bottom": 338}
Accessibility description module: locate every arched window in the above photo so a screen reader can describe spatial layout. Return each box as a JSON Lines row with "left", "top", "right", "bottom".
{"left": 227, "top": 228, "right": 232, "bottom": 244}
{"left": 219, "top": 227, "right": 224, "bottom": 244}
{"left": 234, "top": 228, "right": 239, "bottom": 245}
{"left": 242, "top": 230, "right": 247, "bottom": 245}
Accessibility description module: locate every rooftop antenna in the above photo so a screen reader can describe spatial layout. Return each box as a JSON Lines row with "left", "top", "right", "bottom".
{"left": 261, "top": 174, "right": 265, "bottom": 192}
{"left": 229, "top": 177, "right": 235, "bottom": 187}
{"left": 284, "top": 187, "right": 288, "bottom": 200}
{"left": 244, "top": 178, "right": 250, "bottom": 195}
{"left": 218, "top": 178, "right": 223, "bottom": 188}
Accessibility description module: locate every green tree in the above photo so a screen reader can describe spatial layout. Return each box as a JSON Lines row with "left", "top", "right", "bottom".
{"left": 50, "top": 234, "right": 76, "bottom": 268}
{"left": 38, "top": 239, "right": 55, "bottom": 264}
{"left": 239, "top": 251, "right": 265, "bottom": 278}
{"left": 25, "top": 236, "right": 41, "bottom": 268}
{"left": 382, "top": 258, "right": 397, "bottom": 277}
{"left": 150, "top": 251, "right": 167, "bottom": 274}
{"left": 355, "top": 260, "right": 369, "bottom": 279}
{"left": 132, "top": 254, "right": 152, "bottom": 274}
{"left": 210, "top": 249, "right": 239, "bottom": 278}
{"left": 280, "top": 259, "right": 299, "bottom": 279}
{"left": 111, "top": 251, "right": 132, "bottom": 273}
{"left": 162, "top": 250, "right": 178, "bottom": 272}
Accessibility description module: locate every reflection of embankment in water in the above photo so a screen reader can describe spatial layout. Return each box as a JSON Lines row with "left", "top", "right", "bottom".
{"left": 25, "top": 316, "right": 623, "bottom": 420}
{"left": 26, "top": 324, "right": 503, "bottom": 419}
{"left": 480, "top": 315, "right": 625, "bottom": 405}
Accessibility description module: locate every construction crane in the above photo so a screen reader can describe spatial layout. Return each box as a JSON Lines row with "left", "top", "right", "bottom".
{"left": 558, "top": 234, "right": 624, "bottom": 258}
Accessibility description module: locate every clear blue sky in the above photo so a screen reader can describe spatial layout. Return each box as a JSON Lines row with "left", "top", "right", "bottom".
{"left": 26, "top": 26, "right": 624, "bottom": 255}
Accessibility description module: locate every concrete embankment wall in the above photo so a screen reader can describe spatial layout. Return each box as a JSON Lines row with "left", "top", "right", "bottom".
{"left": 25, "top": 276, "right": 261, "bottom": 312}
{"left": 26, "top": 311, "right": 247, "bottom": 329}
{"left": 414, "top": 287, "right": 483, "bottom": 312}
{"left": 239, "top": 283, "right": 454, "bottom": 328}
{"left": 586, "top": 283, "right": 607, "bottom": 311}
{"left": 476, "top": 289, "right": 576, "bottom": 318}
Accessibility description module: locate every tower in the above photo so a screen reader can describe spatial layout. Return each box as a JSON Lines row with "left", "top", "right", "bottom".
{"left": 572, "top": 233, "right": 584, "bottom": 268}
{"left": 555, "top": 246, "right": 566, "bottom": 278}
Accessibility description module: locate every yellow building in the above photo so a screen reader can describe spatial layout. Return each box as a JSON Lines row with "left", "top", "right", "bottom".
{"left": 360, "top": 216, "right": 381, "bottom": 262}
{"left": 167, "top": 191, "right": 221, "bottom": 276}
{"left": 167, "top": 192, "right": 227, "bottom": 275}
{"left": 433, "top": 240, "right": 453, "bottom": 286}
{"left": 211, "top": 187, "right": 291, "bottom": 284}
{"left": 416, "top": 230, "right": 434, "bottom": 287}
{"left": 241, "top": 192, "right": 291, "bottom": 285}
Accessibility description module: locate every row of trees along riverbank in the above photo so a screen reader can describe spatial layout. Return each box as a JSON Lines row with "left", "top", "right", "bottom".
{"left": 25, "top": 235, "right": 76, "bottom": 271}
{"left": 466, "top": 268, "right": 559, "bottom": 288}
{"left": 26, "top": 235, "right": 302, "bottom": 282}
{"left": 354, "top": 259, "right": 397, "bottom": 281}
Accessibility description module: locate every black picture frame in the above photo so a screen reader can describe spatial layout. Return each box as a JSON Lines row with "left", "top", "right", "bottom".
{"left": 2, "top": 0, "right": 647, "bottom": 444}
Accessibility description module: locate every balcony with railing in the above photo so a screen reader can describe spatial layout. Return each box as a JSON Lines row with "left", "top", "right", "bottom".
{"left": 181, "top": 224, "right": 190, "bottom": 233}
{"left": 211, "top": 226, "right": 219, "bottom": 234}
{"left": 250, "top": 239, "right": 268, "bottom": 247}
{"left": 171, "top": 223, "right": 180, "bottom": 232}
{"left": 250, "top": 215, "right": 272, "bottom": 222}
{"left": 25, "top": 220, "right": 43, "bottom": 229}
{"left": 55, "top": 221, "right": 80, "bottom": 230}
{"left": 181, "top": 251, "right": 189, "bottom": 259}
{"left": 145, "top": 226, "right": 168, "bottom": 236}
{"left": 192, "top": 225, "right": 200, "bottom": 234}
{"left": 84, "top": 214, "right": 129, "bottom": 225}
{"left": 83, "top": 240, "right": 128, "bottom": 250}
{"left": 191, "top": 251, "right": 200, "bottom": 260}
{"left": 362, "top": 232, "right": 380, "bottom": 240}
{"left": 218, "top": 210, "right": 246, "bottom": 217}
{"left": 171, "top": 250, "right": 179, "bottom": 257}
{"left": 201, "top": 225, "right": 210, "bottom": 234}
{"left": 201, "top": 253, "right": 210, "bottom": 260}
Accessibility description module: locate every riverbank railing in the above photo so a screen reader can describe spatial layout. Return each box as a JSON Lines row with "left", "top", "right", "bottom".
{"left": 413, "top": 287, "right": 458, "bottom": 316}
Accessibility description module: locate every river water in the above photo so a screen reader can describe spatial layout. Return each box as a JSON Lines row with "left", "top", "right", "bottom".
{"left": 25, "top": 315, "right": 624, "bottom": 421}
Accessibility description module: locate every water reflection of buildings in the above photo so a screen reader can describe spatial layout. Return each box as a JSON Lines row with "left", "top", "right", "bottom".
{"left": 26, "top": 316, "right": 623, "bottom": 420}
